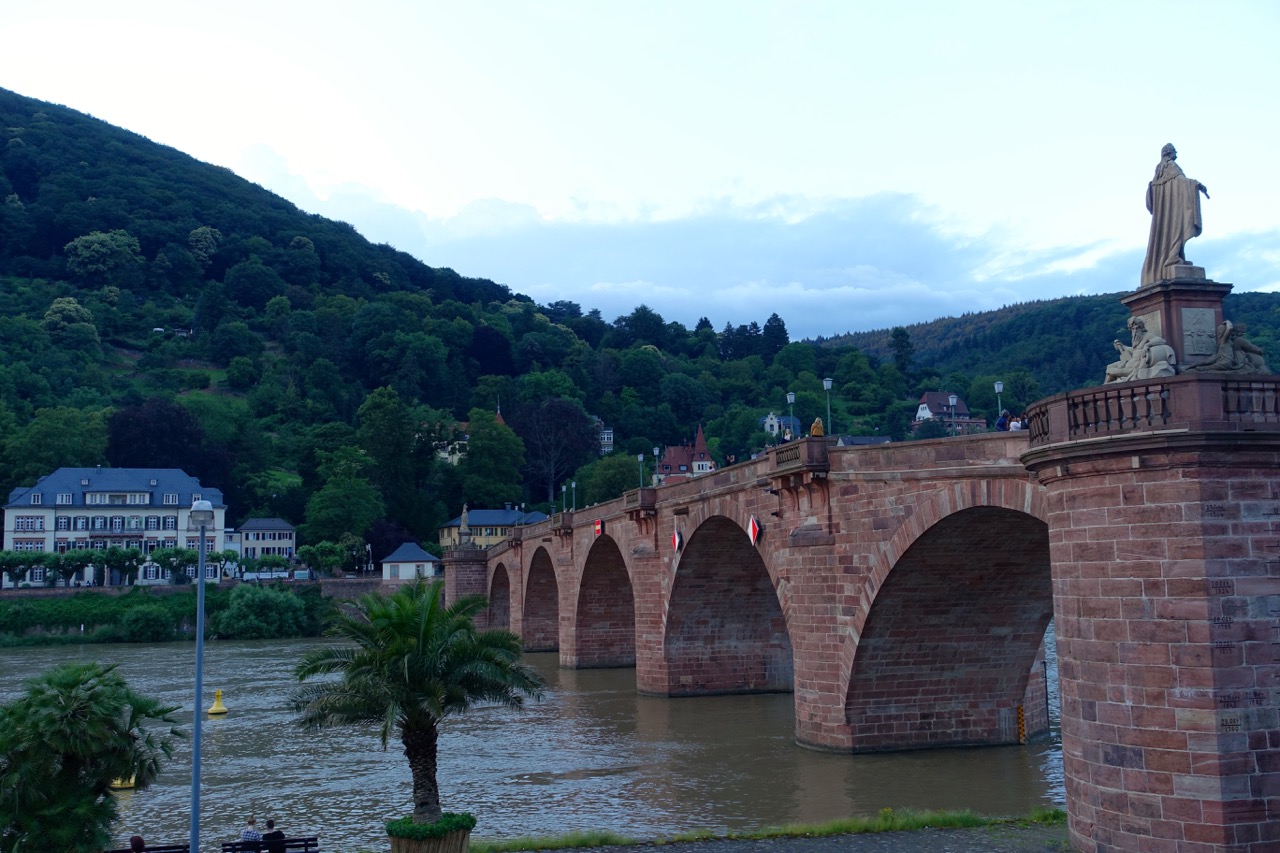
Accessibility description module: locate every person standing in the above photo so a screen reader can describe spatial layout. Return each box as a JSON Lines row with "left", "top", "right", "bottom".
{"left": 995, "top": 410, "right": 1010, "bottom": 431}
{"left": 1141, "top": 143, "right": 1210, "bottom": 286}
{"left": 262, "top": 818, "right": 286, "bottom": 853}
{"left": 240, "top": 816, "right": 263, "bottom": 852}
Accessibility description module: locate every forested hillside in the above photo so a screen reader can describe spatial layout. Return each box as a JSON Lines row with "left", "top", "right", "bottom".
{"left": 1, "top": 86, "right": 1276, "bottom": 563}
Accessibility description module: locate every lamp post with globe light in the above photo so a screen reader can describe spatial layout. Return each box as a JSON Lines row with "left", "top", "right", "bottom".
{"left": 188, "top": 498, "right": 215, "bottom": 853}
{"left": 823, "top": 377, "right": 833, "bottom": 437}
{"left": 786, "top": 391, "right": 796, "bottom": 439}
{"left": 637, "top": 453, "right": 645, "bottom": 488}
{"left": 948, "top": 393, "right": 959, "bottom": 436}
{"left": 995, "top": 381, "right": 1004, "bottom": 420}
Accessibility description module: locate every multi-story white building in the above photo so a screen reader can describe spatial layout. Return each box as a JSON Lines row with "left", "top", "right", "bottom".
{"left": 238, "top": 517, "right": 297, "bottom": 559}
{"left": 2, "top": 466, "right": 226, "bottom": 587}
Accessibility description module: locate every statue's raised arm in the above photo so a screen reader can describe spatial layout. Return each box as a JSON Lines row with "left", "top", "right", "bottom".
{"left": 1141, "top": 143, "right": 1207, "bottom": 286}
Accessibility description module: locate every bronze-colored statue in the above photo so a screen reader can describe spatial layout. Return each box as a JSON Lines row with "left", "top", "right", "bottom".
{"left": 1104, "top": 317, "right": 1177, "bottom": 384}
{"left": 1184, "top": 320, "right": 1271, "bottom": 375}
{"left": 1141, "top": 143, "right": 1209, "bottom": 287}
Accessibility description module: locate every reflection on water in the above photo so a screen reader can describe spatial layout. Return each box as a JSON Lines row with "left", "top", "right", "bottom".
{"left": 0, "top": 634, "right": 1061, "bottom": 852}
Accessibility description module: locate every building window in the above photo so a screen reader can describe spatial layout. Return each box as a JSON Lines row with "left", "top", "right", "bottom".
{"left": 30, "top": 567, "right": 46, "bottom": 582}
{"left": 56, "top": 493, "right": 73, "bottom": 505}
{"left": 92, "top": 516, "right": 107, "bottom": 530}
{"left": 164, "top": 516, "right": 177, "bottom": 530}
{"left": 87, "top": 493, "right": 105, "bottom": 505}
{"left": 146, "top": 516, "right": 160, "bottom": 530}
{"left": 144, "top": 564, "right": 159, "bottom": 581}
{"left": 14, "top": 517, "right": 43, "bottom": 532}
{"left": 192, "top": 493, "right": 201, "bottom": 502}
{"left": 128, "top": 493, "right": 149, "bottom": 505}
{"left": 30, "top": 493, "right": 41, "bottom": 505}
{"left": 56, "top": 517, "right": 71, "bottom": 531}
{"left": 163, "top": 493, "right": 178, "bottom": 505}
{"left": 15, "top": 540, "right": 46, "bottom": 552}
{"left": 74, "top": 517, "right": 88, "bottom": 530}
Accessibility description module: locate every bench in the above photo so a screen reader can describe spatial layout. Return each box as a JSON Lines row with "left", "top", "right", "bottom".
{"left": 221, "top": 837, "right": 320, "bottom": 853}
{"left": 105, "top": 845, "right": 189, "bottom": 853}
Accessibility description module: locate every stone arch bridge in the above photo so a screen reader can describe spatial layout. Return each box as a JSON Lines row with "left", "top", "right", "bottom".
{"left": 444, "top": 373, "right": 1280, "bottom": 852}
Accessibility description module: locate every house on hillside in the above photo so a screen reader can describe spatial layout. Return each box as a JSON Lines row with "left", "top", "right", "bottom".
{"left": 911, "top": 392, "right": 987, "bottom": 436}
{"left": 381, "top": 542, "right": 441, "bottom": 584}
{"left": 760, "top": 412, "right": 803, "bottom": 440}
{"left": 438, "top": 505, "right": 548, "bottom": 550}
{"left": 655, "top": 426, "right": 716, "bottom": 485}
{"left": 1, "top": 466, "right": 226, "bottom": 588}
{"left": 238, "top": 517, "right": 297, "bottom": 559}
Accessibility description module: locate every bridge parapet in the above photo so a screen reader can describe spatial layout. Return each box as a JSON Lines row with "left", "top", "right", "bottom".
{"left": 1024, "top": 373, "right": 1280, "bottom": 450}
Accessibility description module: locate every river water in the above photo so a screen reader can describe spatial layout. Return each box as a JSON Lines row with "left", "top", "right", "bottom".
{"left": 0, "top": 637, "right": 1062, "bottom": 852}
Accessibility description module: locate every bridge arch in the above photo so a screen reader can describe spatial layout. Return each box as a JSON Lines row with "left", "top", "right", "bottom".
{"left": 661, "top": 514, "right": 794, "bottom": 695}
{"left": 843, "top": 481, "right": 1051, "bottom": 751}
{"left": 523, "top": 546, "right": 559, "bottom": 651}
{"left": 569, "top": 535, "right": 636, "bottom": 668}
{"left": 487, "top": 562, "right": 512, "bottom": 629}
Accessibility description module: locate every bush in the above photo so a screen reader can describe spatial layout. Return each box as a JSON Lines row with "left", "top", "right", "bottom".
{"left": 119, "top": 604, "right": 177, "bottom": 642}
{"left": 386, "top": 813, "right": 477, "bottom": 840}
{"left": 211, "top": 584, "right": 307, "bottom": 639}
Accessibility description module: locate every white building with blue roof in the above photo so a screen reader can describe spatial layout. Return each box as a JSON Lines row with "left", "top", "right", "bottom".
{"left": 2, "top": 466, "right": 226, "bottom": 587}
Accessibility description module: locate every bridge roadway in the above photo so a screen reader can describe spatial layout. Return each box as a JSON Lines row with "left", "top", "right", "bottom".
{"left": 443, "top": 373, "right": 1280, "bottom": 852}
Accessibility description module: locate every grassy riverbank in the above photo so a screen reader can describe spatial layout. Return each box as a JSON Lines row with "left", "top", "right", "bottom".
{"left": 466, "top": 808, "right": 1067, "bottom": 853}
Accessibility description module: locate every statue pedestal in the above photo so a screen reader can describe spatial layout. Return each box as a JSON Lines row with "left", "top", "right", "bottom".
{"left": 1121, "top": 277, "right": 1232, "bottom": 368}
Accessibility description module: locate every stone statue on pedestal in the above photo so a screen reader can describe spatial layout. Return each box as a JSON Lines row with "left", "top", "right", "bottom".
{"left": 1184, "top": 320, "right": 1271, "bottom": 375}
{"left": 1141, "top": 143, "right": 1210, "bottom": 287}
{"left": 1104, "top": 317, "right": 1178, "bottom": 384}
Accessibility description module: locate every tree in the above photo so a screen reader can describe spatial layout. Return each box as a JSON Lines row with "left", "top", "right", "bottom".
{"left": 4, "top": 407, "right": 109, "bottom": 489}
{"left": 148, "top": 547, "right": 199, "bottom": 584}
{"left": 291, "top": 580, "right": 543, "bottom": 824}
{"left": 459, "top": 408, "right": 524, "bottom": 509}
{"left": 298, "top": 541, "right": 346, "bottom": 576}
{"left": 301, "top": 477, "right": 385, "bottom": 545}
{"left": 0, "top": 662, "right": 182, "bottom": 852}
{"left": 63, "top": 230, "right": 144, "bottom": 287}
{"left": 512, "top": 398, "right": 599, "bottom": 503}
{"left": 889, "top": 326, "right": 915, "bottom": 375}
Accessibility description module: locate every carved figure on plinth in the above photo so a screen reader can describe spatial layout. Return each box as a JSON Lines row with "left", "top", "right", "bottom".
{"left": 1184, "top": 320, "right": 1271, "bottom": 375}
{"left": 1141, "top": 143, "right": 1210, "bottom": 286}
{"left": 1104, "top": 317, "right": 1177, "bottom": 383}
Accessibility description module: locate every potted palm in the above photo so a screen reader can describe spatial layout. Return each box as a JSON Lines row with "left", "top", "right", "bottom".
{"left": 291, "top": 579, "right": 543, "bottom": 853}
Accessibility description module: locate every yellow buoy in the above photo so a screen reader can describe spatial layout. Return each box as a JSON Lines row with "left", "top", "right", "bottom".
{"left": 207, "top": 688, "right": 228, "bottom": 715}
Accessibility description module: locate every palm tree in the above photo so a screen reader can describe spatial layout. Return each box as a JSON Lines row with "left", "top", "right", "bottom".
{"left": 291, "top": 579, "right": 544, "bottom": 824}
{"left": 0, "top": 662, "right": 183, "bottom": 852}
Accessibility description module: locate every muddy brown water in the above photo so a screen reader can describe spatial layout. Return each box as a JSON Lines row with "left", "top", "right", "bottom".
{"left": 0, "top": 637, "right": 1062, "bottom": 852}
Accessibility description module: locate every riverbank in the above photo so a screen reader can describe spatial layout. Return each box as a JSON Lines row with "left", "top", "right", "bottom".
{"left": 557, "top": 825, "right": 1069, "bottom": 852}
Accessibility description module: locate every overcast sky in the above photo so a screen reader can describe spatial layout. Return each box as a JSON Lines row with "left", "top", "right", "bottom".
{"left": 5, "top": 1, "right": 1279, "bottom": 338}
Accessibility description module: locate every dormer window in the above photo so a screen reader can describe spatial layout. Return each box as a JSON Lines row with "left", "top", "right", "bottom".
{"left": 30, "top": 493, "right": 41, "bottom": 505}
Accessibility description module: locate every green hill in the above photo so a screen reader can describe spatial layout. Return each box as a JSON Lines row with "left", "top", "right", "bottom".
{"left": 1, "top": 85, "right": 1276, "bottom": 558}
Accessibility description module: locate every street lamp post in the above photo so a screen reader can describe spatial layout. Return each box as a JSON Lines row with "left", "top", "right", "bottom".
{"left": 637, "top": 453, "right": 645, "bottom": 488}
{"left": 571, "top": 481, "right": 576, "bottom": 512}
{"left": 786, "top": 391, "right": 796, "bottom": 438}
{"left": 823, "top": 377, "right": 833, "bottom": 436}
{"left": 561, "top": 483, "right": 566, "bottom": 514}
{"left": 948, "top": 393, "right": 959, "bottom": 436}
{"left": 188, "top": 498, "right": 215, "bottom": 853}
{"left": 994, "top": 381, "right": 1004, "bottom": 419}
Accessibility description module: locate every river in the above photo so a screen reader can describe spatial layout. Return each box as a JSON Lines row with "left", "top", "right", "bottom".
{"left": 0, "top": 636, "right": 1062, "bottom": 852}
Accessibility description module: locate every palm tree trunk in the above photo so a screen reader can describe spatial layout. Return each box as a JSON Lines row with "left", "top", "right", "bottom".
{"left": 403, "top": 723, "right": 442, "bottom": 823}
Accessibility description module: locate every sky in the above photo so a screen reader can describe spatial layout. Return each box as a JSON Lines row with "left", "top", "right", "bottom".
{"left": 4, "top": 1, "right": 1279, "bottom": 339}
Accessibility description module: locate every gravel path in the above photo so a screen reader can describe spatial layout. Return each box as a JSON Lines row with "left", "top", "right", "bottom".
{"left": 583, "top": 825, "right": 1069, "bottom": 853}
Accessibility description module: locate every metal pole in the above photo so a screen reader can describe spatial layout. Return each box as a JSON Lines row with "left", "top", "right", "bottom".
{"left": 823, "top": 378, "right": 833, "bottom": 436}
{"left": 637, "top": 454, "right": 644, "bottom": 488}
{"left": 190, "top": 523, "right": 206, "bottom": 853}
{"left": 571, "top": 481, "right": 576, "bottom": 512}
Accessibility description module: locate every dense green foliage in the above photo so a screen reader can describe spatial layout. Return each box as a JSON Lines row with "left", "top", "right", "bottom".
{"left": 0, "top": 662, "right": 182, "bottom": 852}
{"left": 0, "top": 584, "right": 330, "bottom": 645}
{"left": 1, "top": 86, "right": 1276, "bottom": 558}
{"left": 386, "top": 812, "right": 478, "bottom": 840}
{"left": 292, "top": 580, "right": 543, "bottom": 824}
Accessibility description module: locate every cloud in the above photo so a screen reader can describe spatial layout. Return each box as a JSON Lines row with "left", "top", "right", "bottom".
{"left": 235, "top": 164, "right": 1280, "bottom": 340}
